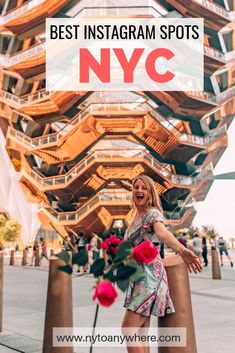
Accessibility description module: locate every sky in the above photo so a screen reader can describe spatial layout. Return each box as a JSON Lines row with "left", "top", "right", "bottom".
{"left": 193, "top": 119, "right": 235, "bottom": 239}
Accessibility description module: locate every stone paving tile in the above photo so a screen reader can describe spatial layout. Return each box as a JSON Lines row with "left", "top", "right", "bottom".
{"left": 0, "top": 346, "right": 20, "bottom": 353}
{"left": 0, "top": 332, "right": 42, "bottom": 353}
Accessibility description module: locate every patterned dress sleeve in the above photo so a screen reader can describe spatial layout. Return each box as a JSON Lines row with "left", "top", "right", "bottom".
{"left": 149, "top": 208, "right": 167, "bottom": 226}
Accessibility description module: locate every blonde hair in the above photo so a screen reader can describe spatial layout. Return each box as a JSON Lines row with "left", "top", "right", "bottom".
{"left": 132, "top": 175, "right": 163, "bottom": 213}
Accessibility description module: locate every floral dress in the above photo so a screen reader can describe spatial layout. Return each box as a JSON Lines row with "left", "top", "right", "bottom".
{"left": 123, "top": 207, "right": 175, "bottom": 317}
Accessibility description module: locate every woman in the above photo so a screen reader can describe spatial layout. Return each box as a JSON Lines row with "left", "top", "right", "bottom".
{"left": 122, "top": 175, "right": 202, "bottom": 353}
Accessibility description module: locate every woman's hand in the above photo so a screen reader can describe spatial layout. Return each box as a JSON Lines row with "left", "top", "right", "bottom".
{"left": 152, "top": 222, "right": 202, "bottom": 273}
{"left": 180, "top": 248, "right": 202, "bottom": 273}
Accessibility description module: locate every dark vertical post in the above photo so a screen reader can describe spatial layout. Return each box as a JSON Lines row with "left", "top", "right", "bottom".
{"left": 35, "top": 248, "right": 40, "bottom": 266}
{"left": 43, "top": 257, "right": 73, "bottom": 353}
{"left": 22, "top": 250, "right": 27, "bottom": 266}
{"left": 211, "top": 249, "right": 221, "bottom": 279}
{"left": 9, "top": 250, "right": 14, "bottom": 266}
{"left": 158, "top": 256, "right": 197, "bottom": 353}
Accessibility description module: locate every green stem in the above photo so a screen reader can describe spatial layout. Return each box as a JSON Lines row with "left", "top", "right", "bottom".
{"left": 90, "top": 303, "right": 99, "bottom": 353}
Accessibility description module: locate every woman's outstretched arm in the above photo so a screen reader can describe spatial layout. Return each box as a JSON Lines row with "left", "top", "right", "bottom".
{"left": 153, "top": 221, "right": 202, "bottom": 273}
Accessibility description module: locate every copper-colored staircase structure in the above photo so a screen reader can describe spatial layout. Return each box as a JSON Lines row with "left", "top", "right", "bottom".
{"left": 0, "top": 0, "right": 234, "bottom": 236}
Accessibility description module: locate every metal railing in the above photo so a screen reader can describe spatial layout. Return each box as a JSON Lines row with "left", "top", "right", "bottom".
{"left": 27, "top": 148, "right": 213, "bottom": 190}
{"left": 78, "top": 5, "right": 162, "bottom": 17}
{"left": 204, "top": 45, "right": 225, "bottom": 60}
{"left": 70, "top": 0, "right": 164, "bottom": 18}
{"left": 8, "top": 98, "right": 227, "bottom": 149}
{"left": 187, "top": 85, "right": 235, "bottom": 104}
{"left": 0, "top": 89, "right": 50, "bottom": 106}
{"left": 214, "top": 85, "right": 235, "bottom": 103}
{"left": 8, "top": 101, "right": 143, "bottom": 147}
{"left": 0, "top": 42, "right": 45, "bottom": 67}
{"left": 44, "top": 190, "right": 196, "bottom": 222}
{"left": 164, "top": 206, "right": 194, "bottom": 220}
{"left": 26, "top": 149, "right": 191, "bottom": 187}
{"left": 44, "top": 190, "right": 132, "bottom": 222}
{"left": 193, "top": 0, "right": 229, "bottom": 18}
{"left": 180, "top": 124, "right": 227, "bottom": 146}
{"left": 144, "top": 101, "right": 227, "bottom": 146}
{"left": 187, "top": 90, "right": 217, "bottom": 103}
{"left": 0, "top": 0, "right": 45, "bottom": 24}
{"left": 8, "top": 100, "right": 151, "bottom": 148}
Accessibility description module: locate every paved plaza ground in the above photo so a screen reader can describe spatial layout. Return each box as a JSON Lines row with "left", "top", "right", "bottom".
{"left": 0, "top": 252, "right": 235, "bottom": 353}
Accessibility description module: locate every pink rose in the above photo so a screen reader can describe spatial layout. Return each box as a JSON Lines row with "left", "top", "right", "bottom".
{"left": 109, "top": 245, "right": 117, "bottom": 255}
{"left": 109, "top": 236, "right": 122, "bottom": 245}
{"left": 92, "top": 280, "right": 118, "bottom": 307}
{"left": 101, "top": 240, "right": 108, "bottom": 250}
{"left": 101, "top": 236, "right": 122, "bottom": 256}
{"left": 133, "top": 241, "right": 158, "bottom": 264}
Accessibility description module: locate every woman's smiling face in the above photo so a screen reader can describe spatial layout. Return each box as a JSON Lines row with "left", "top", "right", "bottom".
{"left": 132, "top": 178, "right": 150, "bottom": 209}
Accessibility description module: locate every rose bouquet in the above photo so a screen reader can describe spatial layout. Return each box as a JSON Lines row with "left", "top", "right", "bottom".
{"left": 56, "top": 235, "right": 158, "bottom": 308}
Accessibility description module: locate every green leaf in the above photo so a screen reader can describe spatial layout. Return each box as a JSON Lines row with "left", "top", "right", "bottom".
{"left": 115, "top": 240, "right": 133, "bottom": 261}
{"left": 116, "top": 264, "right": 137, "bottom": 280}
{"left": 103, "top": 270, "right": 116, "bottom": 282}
{"left": 127, "top": 262, "right": 146, "bottom": 282}
{"left": 72, "top": 250, "right": 88, "bottom": 266}
{"left": 57, "top": 265, "right": 73, "bottom": 275}
{"left": 90, "top": 258, "right": 106, "bottom": 277}
{"left": 127, "top": 260, "right": 139, "bottom": 269}
{"left": 56, "top": 250, "right": 70, "bottom": 264}
{"left": 130, "top": 269, "right": 146, "bottom": 282}
{"left": 116, "top": 279, "right": 130, "bottom": 292}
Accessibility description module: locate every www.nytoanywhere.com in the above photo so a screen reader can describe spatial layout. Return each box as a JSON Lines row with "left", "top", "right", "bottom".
{"left": 53, "top": 327, "right": 186, "bottom": 347}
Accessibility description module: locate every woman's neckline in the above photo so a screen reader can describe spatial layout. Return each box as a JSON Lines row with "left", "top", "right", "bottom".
{"left": 135, "top": 208, "right": 150, "bottom": 221}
